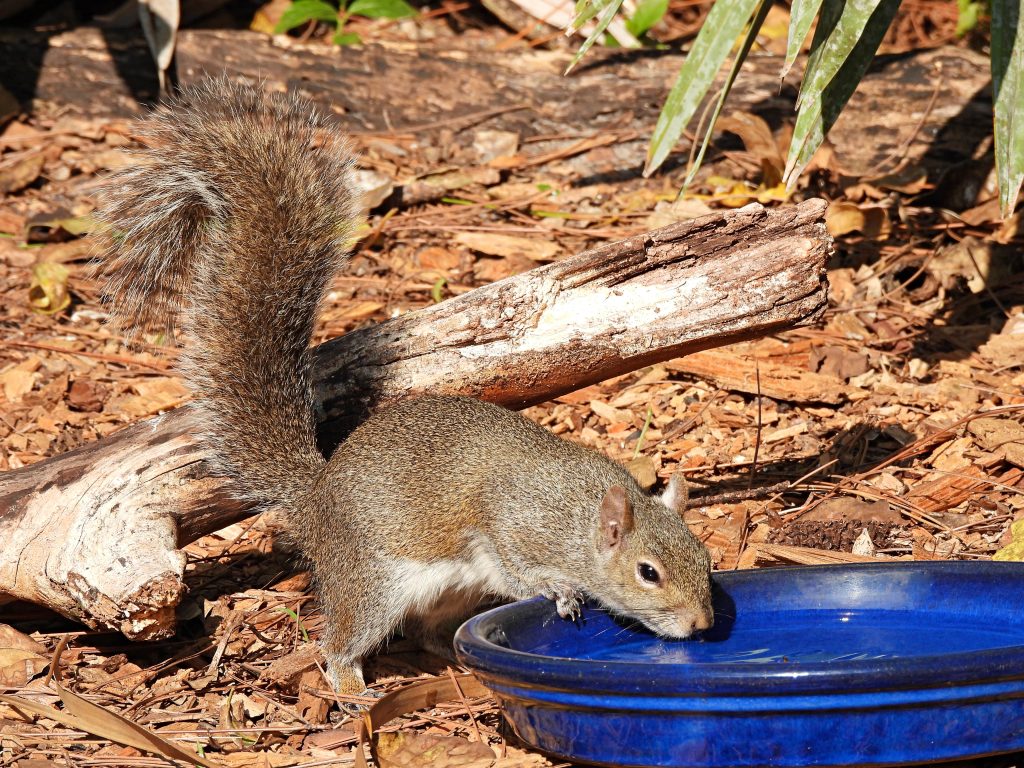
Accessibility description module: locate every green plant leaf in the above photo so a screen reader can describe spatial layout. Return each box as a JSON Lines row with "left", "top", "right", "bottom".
{"left": 275, "top": 605, "right": 310, "bottom": 642}
{"left": 798, "top": 0, "right": 843, "bottom": 100}
{"left": 684, "top": 0, "right": 772, "bottom": 187}
{"left": 431, "top": 277, "right": 448, "bottom": 303}
{"left": 992, "top": 0, "right": 1024, "bottom": 216}
{"left": 625, "top": 0, "right": 668, "bottom": 38}
{"left": 348, "top": 0, "right": 415, "bottom": 18}
{"left": 955, "top": 0, "right": 984, "bottom": 35}
{"left": 570, "top": 0, "right": 611, "bottom": 31}
{"left": 333, "top": 30, "right": 362, "bottom": 44}
{"left": 274, "top": 0, "right": 339, "bottom": 32}
{"left": 781, "top": 0, "right": 824, "bottom": 79}
{"left": 644, "top": 0, "right": 762, "bottom": 175}
{"left": 566, "top": 0, "right": 627, "bottom": 74}
{"left": 783, "top": 0, "right": 901, "bottom": 189}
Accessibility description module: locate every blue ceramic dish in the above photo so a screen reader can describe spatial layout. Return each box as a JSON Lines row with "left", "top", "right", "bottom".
{"left": 454, "top": 562, "right": 1024, "bottom": 767}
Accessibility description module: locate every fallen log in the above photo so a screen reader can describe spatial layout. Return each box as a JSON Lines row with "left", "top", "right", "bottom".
{"left": 0, "top": 199, "right": 830, "bottom": 639}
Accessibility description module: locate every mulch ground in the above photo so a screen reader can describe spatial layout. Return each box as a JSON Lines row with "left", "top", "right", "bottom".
{"left": 1, "top": 1, "right": 1022, "bottom": 765}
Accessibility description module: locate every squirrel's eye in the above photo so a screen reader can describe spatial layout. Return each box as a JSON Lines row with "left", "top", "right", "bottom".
{"left": 638, "top": 562, "right": 661, "bottom": 584}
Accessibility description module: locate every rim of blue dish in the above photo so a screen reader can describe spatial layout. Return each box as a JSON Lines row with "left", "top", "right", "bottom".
{"left": 455, "top": 562, "right": 1024, "bottom": 696}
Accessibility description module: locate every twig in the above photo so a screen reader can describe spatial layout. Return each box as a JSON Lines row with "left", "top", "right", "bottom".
{"left": 748, "top": 362, "right": 763, "bottom": 489}
{"left": 445, "top": 667, "right": 483, "bottom": 743}
{"left": 0, "top": 338, "right": 171, "bottom": 372}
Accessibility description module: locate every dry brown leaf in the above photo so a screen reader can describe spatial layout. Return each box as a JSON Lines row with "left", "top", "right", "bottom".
{"left": 2, "top": 366, "right": 37, "bottom": 403}
{"left": 979, "top": 315, "right": 1024, "bottom": 368}
{"left": 352, "top": 168, "right": 395, "bottom": 210}
{"left": 339, "top": 301, "right": 386, "bottom": 320}
{"left": 0, "top": 238, "right": 33, "bottom": 270}
{"left": 249, "top": 0, "right": 291, "bottom": 33}
{"left": 644, "top": 197, "right": 714, "bottom": 229}
{"left": 128, "top": 378, "right": 190, "bottom": 412}
{"left": 801, "top": 497, "right": 903, "bottom": 525}
{"left": 717, "top": 112, "right": 785, "bottom": 181}
{"left": 34, "top": 239, "right": 96, "bottom": 264}
{"left": 0, "top": 684, "right": 217, "bottom": 767}
{"left": 473, "top": 130, "right": 519, "bottom": 164}
{"left": 356, "top": 674, "right": 492, "bottom": 768}
{"left": 554, "top": 384, "right": 604, "bottom": 405}
{"left": 968, "top": 417, "right": 1024, "bottom": 453}
{"left": 589, "top": 400, "right": 631, "bottom": 423}
{"left": 665, "top": 350, "right": 866, "bottom": 405}
{"left": 0, "top": 625, "right": 45, "bottom": 655}
{"left": 417, "top": 247, "right": 461, "bottom": 271}
{"left": 0, "top": 153, "right": 44, "bottom": 194}
{"left": 472, "top": 254, "right": 534, "bottom": 282}
{"left": 0, "top": 626, "right": 47, "bottom": 686}
{"left": 296, "top": 670, "right": 329, "bottom": 725}
{"left": 867, "top": 167, "right": 930, "bottom": 195}
{"left": 626, "top": 455, "right": 658, "bottom": 490}
{"left": 930, "top": 237, "right": 1017, "bottom": 294}
{"left": 454, "top": 232, "right": 559, "bottom": 262}
{"left": 809, "top": 346, "right": 870, "bottom": 381}
{"left": 0, "top": 207, "right": 26, "bottom": 235}
{"left": 377, "top": 732, "right": 495, "bottom": 768}
{"left": 221, "top": 753, "right": 306, "bottom": 767}
{"left": 763, "top": 422, "right": 808, "bottom": 444}
{"left": 67, "top": 379, "right": 108, "bottom": 412}
{"left": 928, "top": 436, "right": 974, "bottom": 473}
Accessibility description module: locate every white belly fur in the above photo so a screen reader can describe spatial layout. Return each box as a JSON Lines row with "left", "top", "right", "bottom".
{"left": 394, "top": 534, "right": 510, "bottom": 616}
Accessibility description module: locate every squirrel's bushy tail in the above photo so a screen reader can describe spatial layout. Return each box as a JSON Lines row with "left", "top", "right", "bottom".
{"left": 99, "top": 78, "right": 359, "bottom": 508}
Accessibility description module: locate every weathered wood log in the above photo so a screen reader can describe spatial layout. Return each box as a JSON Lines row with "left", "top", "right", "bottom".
{"left": 0, "top": 200, "right": 830, "bottom": 639}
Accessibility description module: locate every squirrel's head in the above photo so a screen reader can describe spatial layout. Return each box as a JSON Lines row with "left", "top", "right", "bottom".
{"left": 590, "top": 475, "right": 714, "bottom": 638}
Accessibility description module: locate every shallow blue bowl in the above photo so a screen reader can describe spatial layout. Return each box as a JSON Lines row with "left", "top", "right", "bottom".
{"left": 454, "top": 562, "right": 1024, "bottom": 767}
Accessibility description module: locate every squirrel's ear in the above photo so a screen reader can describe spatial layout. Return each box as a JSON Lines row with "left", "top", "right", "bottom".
{"left": 661, "top": 474, "right": 688, "bottom": 515}
{"left": 600, "top": 485, "right": 634, "bottom": 548}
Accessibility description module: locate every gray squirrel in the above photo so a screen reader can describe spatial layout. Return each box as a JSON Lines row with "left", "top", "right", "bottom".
{"left": 99, "top": 78, "right": 714, "bottom": 695}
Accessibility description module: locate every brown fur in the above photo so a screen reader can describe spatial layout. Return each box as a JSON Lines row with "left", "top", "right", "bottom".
{"left": 100, "top": 79, "right": 714, "bottom": 696}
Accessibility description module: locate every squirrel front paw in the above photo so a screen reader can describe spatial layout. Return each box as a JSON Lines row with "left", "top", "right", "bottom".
{"left": 541, "top": 584, "right": 583, "bottom": 620}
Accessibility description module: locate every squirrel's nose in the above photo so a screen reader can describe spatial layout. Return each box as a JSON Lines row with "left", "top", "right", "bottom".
{"left": 677, "top": 607, "right": 713, "bottom": 635}
{"left": 693, "top": 609, "right": 713, "bottom": 632}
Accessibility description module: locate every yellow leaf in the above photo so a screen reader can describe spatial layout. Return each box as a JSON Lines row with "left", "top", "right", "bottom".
{"left": 756, "top": 183, "right": 790, "bottom": 204}
{"left": 705, "top": 176, "right": 757, "bottom": 208}
{"left": 994, "top": 519, "right": 1024, "bottom": 561}
{"left": 825, "top": 201, "right": 891, "bottom": 239}
{"left": 29, "top": 261, "right": 71, "bottom": 315}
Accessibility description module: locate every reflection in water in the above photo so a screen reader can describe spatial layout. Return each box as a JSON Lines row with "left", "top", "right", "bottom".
{"left": 529, "top": 609, "right": 1024, "bottom": 665}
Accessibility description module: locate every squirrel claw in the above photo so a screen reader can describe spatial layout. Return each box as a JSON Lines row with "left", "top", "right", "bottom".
{"left": 541, "top": 585, "right": 582, "bottom": 621}
{"left": 338, "top": 688, "right": 383, "bottom": 717}
{"left": 557, "top": 596, "right": 582, "bottom": 621}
